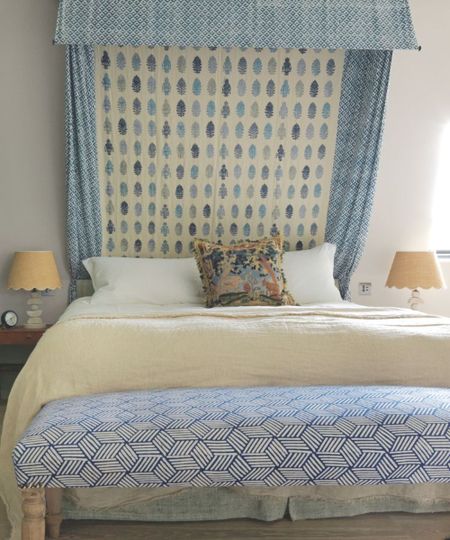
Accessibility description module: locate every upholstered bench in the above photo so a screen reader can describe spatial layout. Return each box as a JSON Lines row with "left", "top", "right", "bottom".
{"left": 13, "top": 386, "right": 450, "bottom": 539}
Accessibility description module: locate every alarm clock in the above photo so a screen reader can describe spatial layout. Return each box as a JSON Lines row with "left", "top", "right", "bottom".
{"left": 1, "top": 310, "right": 18, "bottom": 328}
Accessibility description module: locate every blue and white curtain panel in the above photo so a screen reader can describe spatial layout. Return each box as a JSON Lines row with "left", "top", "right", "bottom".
{"left": 97, "top": 47, "right": 344, "bottom": 257}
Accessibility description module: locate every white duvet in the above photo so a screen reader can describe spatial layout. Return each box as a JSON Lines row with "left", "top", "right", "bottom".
{"left": 1, "top": 300, "right": 450, "bottom": 539}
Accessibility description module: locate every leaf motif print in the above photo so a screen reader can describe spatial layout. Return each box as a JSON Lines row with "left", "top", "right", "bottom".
{"left": 146, "top": 54, "right": 156, "bottom": 71}
{"left": 238, "top": 57, "right": 247, "bottom": 74}
{"left": 193, "top": 56, "right": 202, "bottom": 73}
{"left": 282, "top": 58, "right": 292, "bottom": 75}
{"left": 101, "top": 51, "right": 110, "bottom": 69}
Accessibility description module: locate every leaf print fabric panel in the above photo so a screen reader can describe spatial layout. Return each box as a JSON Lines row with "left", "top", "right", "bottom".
{"left": 96, "top": 46, "right": 344, "bottom": 257}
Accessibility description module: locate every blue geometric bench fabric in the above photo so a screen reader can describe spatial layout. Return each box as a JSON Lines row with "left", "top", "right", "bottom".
{"left": 13, "top": 386, "right": 450, "bottom": 489}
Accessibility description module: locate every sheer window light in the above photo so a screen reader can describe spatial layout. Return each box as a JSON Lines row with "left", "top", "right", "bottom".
{"left": 433, "top": 122, "right": 450, "bottom": 253}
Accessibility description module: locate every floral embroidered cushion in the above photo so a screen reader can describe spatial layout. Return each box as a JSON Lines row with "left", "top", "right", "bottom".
{"left": 193, "top": 236, "right": 294, "bottom": 308}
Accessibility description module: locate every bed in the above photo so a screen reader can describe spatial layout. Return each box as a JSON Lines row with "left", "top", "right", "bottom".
{"left": 1, "top": 298, "right": 450, "bottom": 539}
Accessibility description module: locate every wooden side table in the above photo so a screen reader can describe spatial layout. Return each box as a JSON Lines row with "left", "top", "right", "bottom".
{"left": 0, "top": 326, "right": 51, "bottom": 379}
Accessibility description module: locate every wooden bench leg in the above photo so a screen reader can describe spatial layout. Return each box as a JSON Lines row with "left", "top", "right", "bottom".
{"left": 45, "top": 488, "right": 63, "bottom": 539}
{"left": 21, "top": 488, "right": 45, "bottom": 540}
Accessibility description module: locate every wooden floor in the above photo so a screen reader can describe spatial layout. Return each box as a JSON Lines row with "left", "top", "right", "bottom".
{"left": 43, "top": 513, "right": 450, "bottom": 540}
{"left": 1, "top": 407, "right": 450, "bottom": 540}
{"left": 1, "top": 513, "right": 450, "bottom": 540}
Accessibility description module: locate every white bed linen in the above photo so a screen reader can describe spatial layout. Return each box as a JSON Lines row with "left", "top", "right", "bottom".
{"left": 283, "top": 243, "right": 342, "bottom": 304}
{"left": 60, "top": 297, "right": 353, "bottom": 320}
{"left": 83, "top": 256, "right": 204, "bottom": 305}
{"left": 1, "top": 299, "right": 450, "bottom": 540}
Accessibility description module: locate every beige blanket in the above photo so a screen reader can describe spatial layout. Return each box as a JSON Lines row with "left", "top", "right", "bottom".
{"left": 1, "top": 301, "right": 450, "bottom": 539}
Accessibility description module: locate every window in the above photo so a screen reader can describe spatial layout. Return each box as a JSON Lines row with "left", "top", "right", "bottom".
{"left": 433, "top": 122, "right": 450, "bottom": 256}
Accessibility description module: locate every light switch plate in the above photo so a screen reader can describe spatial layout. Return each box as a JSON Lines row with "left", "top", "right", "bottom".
{"left": 359, "top": 282, "right": 372, "bottom": 296}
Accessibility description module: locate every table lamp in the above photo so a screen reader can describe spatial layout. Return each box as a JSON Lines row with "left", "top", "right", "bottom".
{"left": 7, "top": 251, "right": 62, "bottom": 329}
{"left": 386, "top": 251, "right": 446, "bottom": 310}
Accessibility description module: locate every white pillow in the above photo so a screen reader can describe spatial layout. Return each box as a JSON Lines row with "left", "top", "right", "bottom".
{"left": 83, "top": 257, "right": 204, "bottom": 305}
{"left": 283, "top": 243, "right": 342, "bottom": 304}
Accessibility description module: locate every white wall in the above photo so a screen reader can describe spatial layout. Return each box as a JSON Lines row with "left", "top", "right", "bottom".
{"left": 0, "top": 0, "right": 449, "bottom": 325}
{"left": 350, "top": 0, "right": 450, "bottom": 316}
{"left": 0, "top": 0, "right": 68, "bottom": 326}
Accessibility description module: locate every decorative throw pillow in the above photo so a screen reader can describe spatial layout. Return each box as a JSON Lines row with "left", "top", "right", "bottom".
{"left": 193, "top": 236, "right": 294, "bottom": 308}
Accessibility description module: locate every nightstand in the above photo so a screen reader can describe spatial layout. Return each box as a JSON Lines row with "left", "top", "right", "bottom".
{"left": 0, "top": 326, "right": 51, "bottom": 401}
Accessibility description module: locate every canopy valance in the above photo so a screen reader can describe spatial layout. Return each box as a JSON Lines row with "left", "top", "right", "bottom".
{"left": 55, "top": 0, "right": 418, "bottom": 50}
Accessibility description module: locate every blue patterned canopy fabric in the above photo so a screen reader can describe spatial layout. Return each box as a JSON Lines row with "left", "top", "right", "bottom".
{"left": 13, "top": 386, "right": 450, "bottom": 489}
{"left": 65, "top": 46, "right": 102, "bottom": 298}
{"left": 61, "top": 1, "right": 409, "bottom": 299}
{"left": 54, "top": 0, "right": 418, "bottom": 50}
{"left": 326, "top": 50, "right": 393, "bottom": 299}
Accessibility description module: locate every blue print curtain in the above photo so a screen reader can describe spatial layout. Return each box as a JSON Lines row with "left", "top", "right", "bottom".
{"left": 325, "top": 51, "right": 393, "bottom": 299}
{"left": 65, "top": 45, "right": 101, "bottom": 300}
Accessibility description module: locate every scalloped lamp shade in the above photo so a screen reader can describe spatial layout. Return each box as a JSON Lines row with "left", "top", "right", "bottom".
{"left": 386, "top": 251, "right": 446, "bottom": 290}
{"left": 7, "top": 251, "right": 61, "bottom": 291}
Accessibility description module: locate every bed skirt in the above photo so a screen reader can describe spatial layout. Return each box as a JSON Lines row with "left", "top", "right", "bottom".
{"left": 63, "top": 486, "right": 450, "bottom": 522}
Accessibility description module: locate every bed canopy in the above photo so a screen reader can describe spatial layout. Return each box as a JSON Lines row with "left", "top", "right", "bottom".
{"left": 55, "top": 0, "right": 418, "bottom": 300}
